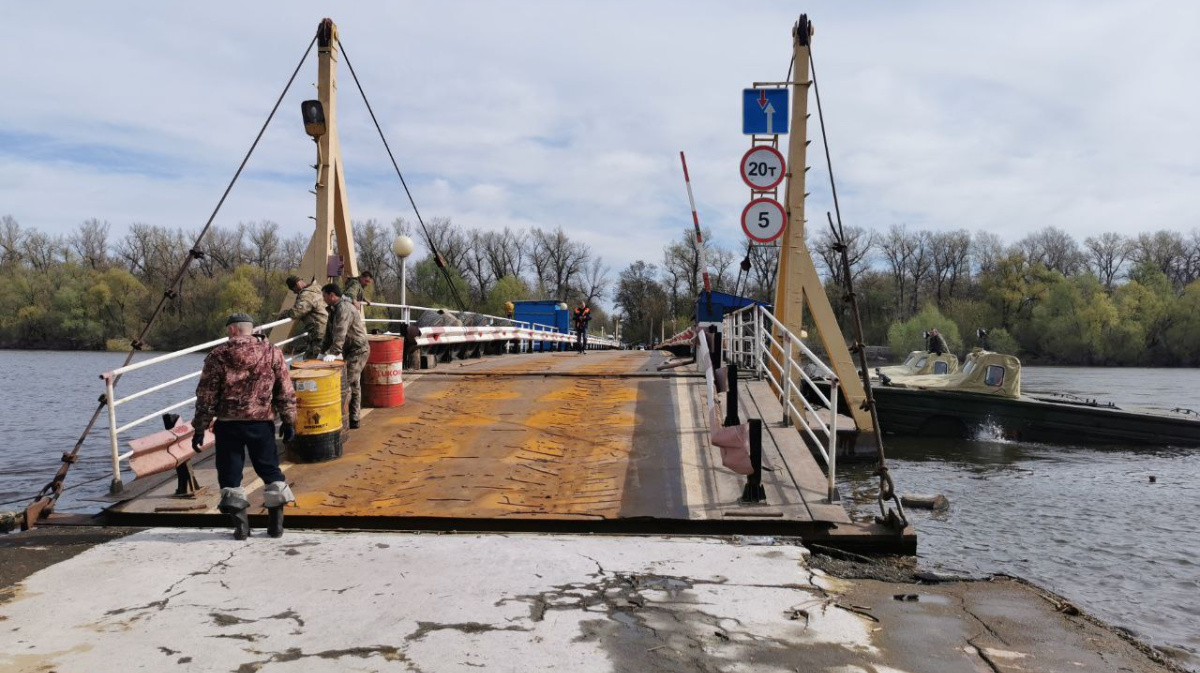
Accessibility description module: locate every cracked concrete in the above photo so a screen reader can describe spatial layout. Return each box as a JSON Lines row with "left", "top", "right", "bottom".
{"left": 0, "top": 528, "right": 1181, "bottom": 672}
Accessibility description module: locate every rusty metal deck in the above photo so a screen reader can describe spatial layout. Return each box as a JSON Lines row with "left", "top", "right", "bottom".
{"left": 104, "top": 351, "right": 912, "bottom": 553}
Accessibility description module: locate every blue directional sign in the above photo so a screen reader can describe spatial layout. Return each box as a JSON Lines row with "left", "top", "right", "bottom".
{"left": 743, "top": 88, "right": 789, "bottom": 135}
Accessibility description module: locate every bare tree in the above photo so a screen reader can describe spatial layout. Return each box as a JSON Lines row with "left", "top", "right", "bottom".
{"left": 580, "top": 256, "right": 611, "bottom": 305}
{"left": 1018, "top": 227, "right": 1083, "bottom": 276}
{"left": 879, "top": 224, "right": 916, "bottom": 316}
{"left": 281, "top": 231, "right": 308, "bottom": 271}
{"left": 973, "top": 231, "right": 1007, "bottom": 277}
{"left": 0, "top": 215, "right": 22, "bottom": 269}
{"left": 69, "top": 219, "right": 110, "bottom": 270}
{"left": 245, "top": 221, "right": 284, "bottom": 273}
{"left": 461, "top": 228, "right": 496, "bottom": 302}
{"left": 480, "top": 227, "right": 526, "bottom": 281}
{"left": 709, "top": 246, "right": 736, "bottom": 292}
{"left": 421, "top": 217, "right": 469, "bottom": 270}
{"left": 814, "top": 225, "right": 874, "bottom": 287}
{"left": 352, "top": 219, "right": 392, "bottom": 284}
{"left": 20, "top": 229, "right": 63, "bottom": 273}
{"left": 1133, "top": 230, "right": 1187, "bottom": 286}
{"left": 1083, "top": 232, "right": 1132, "bottom": 290}
{"left": 904, "top": 230, "right": 933, "bottom": 313}
{"left": 930, "top": 229, "right": 971, "bottom": 305}
{"left": 530, "top": 226, "right": 590, "bottom": 300}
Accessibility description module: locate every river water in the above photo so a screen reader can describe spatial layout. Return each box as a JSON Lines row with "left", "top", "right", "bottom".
{"left": 840, "top": 366, "right": 1200, "bottom": 670}
{"left": 0, "top": 353, "right": 1197, "bottom": 668}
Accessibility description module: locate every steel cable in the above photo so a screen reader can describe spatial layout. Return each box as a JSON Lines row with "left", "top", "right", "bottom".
{"left": 808, "top": 39, "right": 907, "bottom": 528}
{"left": 337, "top": 39, "right": 468, "bottom": 312}
{"left": 21, "top": 34, "right": 318, "bottom": 528}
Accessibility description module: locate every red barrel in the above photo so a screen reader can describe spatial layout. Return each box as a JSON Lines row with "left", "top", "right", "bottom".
{"left": 364, "top": 335, "right": 405, "bottom": 408}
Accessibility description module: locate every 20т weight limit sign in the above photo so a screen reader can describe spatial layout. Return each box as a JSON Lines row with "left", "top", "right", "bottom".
{"left": 740, "top": 146, "right": 786, "bottom": 191}
{"left": 741, "top": 198, "right": 786, "bottom": 244}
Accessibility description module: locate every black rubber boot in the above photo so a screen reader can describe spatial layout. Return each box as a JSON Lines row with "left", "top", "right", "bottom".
{"left": 230, "top": 509, "right": 250, "bottom": 540}
{"left": 267, "top": 506, "right": 284, "bottom": 538}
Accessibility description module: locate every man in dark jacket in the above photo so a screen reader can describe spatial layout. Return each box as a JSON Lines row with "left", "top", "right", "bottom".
{"left": 192, "top": 313, "right": 297, "bottom": 539}
{"left": 927, "top": 328, "right": 949, "bottom": 355}
{"left": 321, "top": 284, "right": 370, "bottom": 428}
{"left": 573, "top": 301, "right": 592, "bottom": 353}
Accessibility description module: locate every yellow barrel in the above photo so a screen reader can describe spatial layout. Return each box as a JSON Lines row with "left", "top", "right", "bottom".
{"left": 291, "top": 369, "right": 342, "bottom": 435}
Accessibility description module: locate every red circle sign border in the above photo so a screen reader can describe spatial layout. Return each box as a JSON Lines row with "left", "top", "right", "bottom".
{"left": 741, "top": 197, "right": 787, "bottom": 243}
{"left": 739, "top": 146, "right": 787, "bottom": 192}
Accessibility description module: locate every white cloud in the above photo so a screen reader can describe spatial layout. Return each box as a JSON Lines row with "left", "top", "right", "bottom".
{"left": 2, "top": 0, "right": 1198, "bottom": 280}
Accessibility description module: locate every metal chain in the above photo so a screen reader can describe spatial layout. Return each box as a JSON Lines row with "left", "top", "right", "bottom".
{"left": 20, "top": 33, "right": 318, "bottom": 530}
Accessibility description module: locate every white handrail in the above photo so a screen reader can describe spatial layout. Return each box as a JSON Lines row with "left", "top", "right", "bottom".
{"left": 722, "top": 303, "right": 843, "bottom": 501}
{"left": 101, "top": 318, "right": 293, "bottom": 380}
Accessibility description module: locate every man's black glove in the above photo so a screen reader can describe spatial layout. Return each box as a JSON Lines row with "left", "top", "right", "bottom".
{"left": 191, "top": 431, "right": 205, "bottom": 453}
{"left": 279, "top": 422, "right": 295, "bottom": 443}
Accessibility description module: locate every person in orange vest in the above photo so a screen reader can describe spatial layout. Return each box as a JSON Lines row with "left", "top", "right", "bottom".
{"left": 573, "top": 300, "right": 592, "bottom": 353}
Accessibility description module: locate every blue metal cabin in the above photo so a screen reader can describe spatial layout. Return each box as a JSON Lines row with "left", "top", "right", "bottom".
{"left": 695, "top": 291, "right": 772, "bottom": 327}
{"left": 512, "top": 300, "right": 570, "bottom": 351}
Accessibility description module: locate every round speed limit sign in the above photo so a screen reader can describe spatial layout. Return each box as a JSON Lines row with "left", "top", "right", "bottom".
{"left": 740, "top": 146, "right": 786, "bottom": 191}
{"left": 741, "top": 198, "right": 787, "bottom": 243}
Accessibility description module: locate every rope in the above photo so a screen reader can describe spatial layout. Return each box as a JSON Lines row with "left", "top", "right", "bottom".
{"left": 808, "top": 39, "right": 907, "bottom": 529}
{"left": 337, "top": 38, "right": 468, "bottom": 312}
{"left": 21, "top": 33, "right": 318, "bottom": 526}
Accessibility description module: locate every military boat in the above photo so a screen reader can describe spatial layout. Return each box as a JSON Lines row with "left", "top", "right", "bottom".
{"left": 821, "top": 350, "right": 1200, "bottom": 447}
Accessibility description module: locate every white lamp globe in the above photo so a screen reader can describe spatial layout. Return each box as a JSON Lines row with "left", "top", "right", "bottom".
{"left": 392, "top": 235, "right": 416, "bottom": 258}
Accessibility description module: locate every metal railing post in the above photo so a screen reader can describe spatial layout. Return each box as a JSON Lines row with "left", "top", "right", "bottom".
{"left": 105, "top": 377, "right": 123, "bottom": 494}
{"left": 780, "top": 330, "right": 792, "bottom": 426}
{"left": 754, "top": 308, "right": 764, "bottom": 381}
{"left": 827, "top": 376, "right": 839, "bottom": 502}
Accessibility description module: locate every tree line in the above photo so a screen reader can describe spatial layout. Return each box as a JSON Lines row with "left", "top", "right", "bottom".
{"left": 4, "top": 211, "right": 1199, "bottom": 365}
{"left": 0, "top": 215, "right": 611, "bottom": 350}
{"left": 612, "top": 224, "right": 1200, "bottom": 366}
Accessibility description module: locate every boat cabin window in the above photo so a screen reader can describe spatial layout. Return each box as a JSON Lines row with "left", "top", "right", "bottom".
{"left": 915, "top": 356, "right": 929, "bottom": 370}
{"left": 962, "top": 361, "right": 976, "bottom": 375}
{"left": 903, "top": 354, "right": 918, "bottom": 367}
{"left": 984, "top": 365, "right": 1005, "bottom": 387}
{"left": 933, "top": 361, "right": 950, "bottom": 374}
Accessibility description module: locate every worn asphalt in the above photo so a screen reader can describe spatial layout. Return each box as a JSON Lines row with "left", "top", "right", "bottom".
{"left": 0, "top": 525, "right": 1184, "bottom": 673}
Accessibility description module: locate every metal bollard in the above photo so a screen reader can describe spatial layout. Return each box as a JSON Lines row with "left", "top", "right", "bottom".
{"left": 723, "top": 363, "right": 740, "bottom": 427}
{"left": 740, "top": 419, "right": 766, "bottom": 503}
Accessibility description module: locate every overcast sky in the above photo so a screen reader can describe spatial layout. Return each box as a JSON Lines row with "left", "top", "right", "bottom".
{"left": 3, "top": 0, "right": 1198, "bottom": 275}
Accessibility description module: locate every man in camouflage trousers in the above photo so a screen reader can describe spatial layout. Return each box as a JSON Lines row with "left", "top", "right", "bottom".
{"left": 279, "top": 275, "right": 327, "bottom": 359}
{"left": 320, "top": 283, "right": 369, "bottom": 429}
{"left": 191, "top": 313, "right": 297, "bottom": 540}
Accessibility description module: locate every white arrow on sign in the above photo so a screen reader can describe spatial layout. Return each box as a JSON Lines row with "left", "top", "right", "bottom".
{"left": 764, "top": 101, "right": 776, "bottom": 135}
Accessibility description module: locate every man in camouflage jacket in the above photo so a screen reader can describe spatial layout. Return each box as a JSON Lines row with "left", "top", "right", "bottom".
{"left": 341, "top": 271, "right": 373, "bottom": 332}
{"left": 279, "top": 275, "right": 327, "bottom": 359}
{"left": 320, "top": 283, "right": 370, "bottom": 428}
{"left": 191, "top": 313, "right": 298, "bottom": 539}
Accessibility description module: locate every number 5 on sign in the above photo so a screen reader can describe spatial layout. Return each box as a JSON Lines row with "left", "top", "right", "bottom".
{"left": 741, "top": 198, "right": 786, "bottom": 243}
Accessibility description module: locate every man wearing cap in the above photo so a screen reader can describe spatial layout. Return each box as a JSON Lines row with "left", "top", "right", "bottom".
{"left": 279, "top": 275, "right": 327, "bottom": 360}
{"left": 320, "top": 283, "right": 369, "bottom": 429}
{"left": 191, "top": 313, "right": 298, "bottom": 539}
